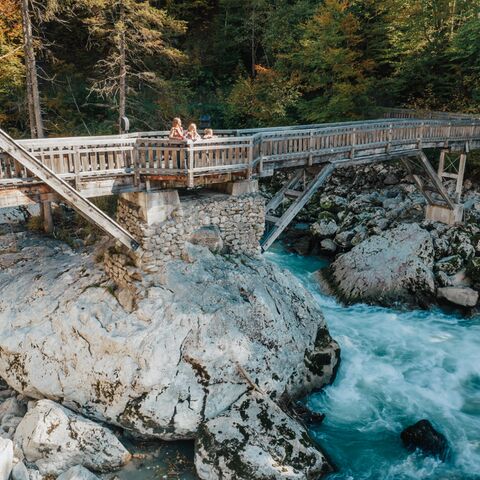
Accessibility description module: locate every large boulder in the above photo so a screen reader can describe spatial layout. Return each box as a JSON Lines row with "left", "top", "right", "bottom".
{"left": 0, "top": 234, "right": 339, "bottom": 443}
{"left": 401, "top": 419, "right": 449, "bottom": 460}
{"left": 13, "top": 400, "right": 131, "bottom": 476}
{"left": 324, "top": 224, "right": 435, "bottom": 305}
{"left": 195, "top": 391, "right": 333, "bottom": 480}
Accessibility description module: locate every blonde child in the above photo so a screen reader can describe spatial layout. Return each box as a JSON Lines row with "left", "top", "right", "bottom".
{"left": 185, "top": 123, "right": 201, "bottom": 142}
{"left": 169, "top": 117, "right": 184, "bottom": 140}
{"left": 203, "top": 128, "right": 215, "bottom": 139}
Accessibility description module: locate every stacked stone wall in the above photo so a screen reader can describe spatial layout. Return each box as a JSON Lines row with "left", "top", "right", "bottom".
{"left": 104, "top": 191, "right": 265, "bottom": 289}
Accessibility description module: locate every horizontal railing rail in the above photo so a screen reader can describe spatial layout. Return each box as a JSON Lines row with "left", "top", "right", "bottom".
{"left": 2, "top": 117, "right": 480, "bottom": 188}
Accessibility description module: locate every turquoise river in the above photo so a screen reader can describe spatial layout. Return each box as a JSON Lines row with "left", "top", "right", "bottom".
{"left": 117, "top": 244, "right": 480, "bottom": 480}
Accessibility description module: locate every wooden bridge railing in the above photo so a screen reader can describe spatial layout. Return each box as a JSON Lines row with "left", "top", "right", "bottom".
{"left": 2, "top": 118, "right": 480, "bottom": 189}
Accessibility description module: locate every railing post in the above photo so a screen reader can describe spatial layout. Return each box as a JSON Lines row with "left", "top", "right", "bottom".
{"left": 386, "top": 124, "right": 393, "bottom": 153}
{"left": 259, "top": 135, "right": 264, "bottom": 174}
{"left": 417, "top": 121, "right": 425, "bottom": 150}
{"left": 188, "top": 142, "right": 194, "bottom": 188}
{"left": 73, "top": 147, "right": 81, "bottom": 190}
{"left": 308, "top": 131, "right": 314, "bottom": 166}
{"left": 247, "top": 138, "right": 253, "bottom": 179}
{"left": 133, "top": 140, "right": 140, "bottom": 186}
{"left": 350, "top": 128, "right": 356, "bottom": 159}
{"left": 446, "top": 121, "right": 452, "bottom": 148}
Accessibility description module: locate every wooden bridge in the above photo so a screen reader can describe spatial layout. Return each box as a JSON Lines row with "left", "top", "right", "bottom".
{"left": 1, "top": 111, "right": 480, "bottom": 250}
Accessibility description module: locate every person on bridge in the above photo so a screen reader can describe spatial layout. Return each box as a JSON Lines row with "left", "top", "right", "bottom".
{"left": 203, "top": 128, "right": 215, "bottom": 139}
{"left": 185, "top": 123, "right": 201, "bottom": 142}
{"left": 169, "top": 118, "right": 184, "bottom": 140}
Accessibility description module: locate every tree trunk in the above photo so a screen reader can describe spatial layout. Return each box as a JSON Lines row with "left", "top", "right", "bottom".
{"left": 251, "top": 6, "right": 256, "bottom": 77}
{"left": 20, "top": 0, "right": 44, "bottom": 139}
{"left": 118, "top": 0, "right": 126, "bottom": 134}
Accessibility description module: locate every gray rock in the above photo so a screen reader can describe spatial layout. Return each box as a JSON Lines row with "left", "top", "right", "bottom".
{"left": 327, "top": 224, "right": 435, "bottom": 305}
{"left": 0, "top": 398, "right": 26, "bottom": 423}
{"left": 318, "top": 194, "right": 347, "bottom": 213}
{"left": 437, "top": 287, "right": 479, "bottom": 307}
{"left": 384, "top": 173, "right": 400, "bottom": 185}
{"left": 13, "top": 400, "right": 131, "bottom": 476}
{"left": 56, "top": 465, "right": 100, "bottom": 480}
{"left": 189, "top": 226, "right": 224, "bottom": 253}
{"left": 0, "top": 437, "right": 13, "bottom": 480}
{"left": 434, "top": 255, "right": 464, "bottom": 275}
{"left": 451, "top": 231, "right": 475, "bottom": 260}
{"left": 11, "top": 462, "right": 29, "bottom": 480}
{"left": 311, "top": 219, "right": 338, "bottom": 238}
{"left": 320, "top": 238, "right": 337, "bottom": 254}
{"left": 334, "top": 230, "right": 355, "bottom": 249}
{"left": 194, "top": 391, "right": 333, "bottom": 480}
{"left": 435, "top": 271, "right": 453, "bottom": 288}
{"left": 0, "top": 233, "right": 339, "bottom": 444}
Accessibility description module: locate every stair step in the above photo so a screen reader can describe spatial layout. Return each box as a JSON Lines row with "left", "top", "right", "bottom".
{"left": 265, "top": 215, "right": 281, "bottom": 224}
{"left": 284, "top": 189, "right": 303, "bottom": 198}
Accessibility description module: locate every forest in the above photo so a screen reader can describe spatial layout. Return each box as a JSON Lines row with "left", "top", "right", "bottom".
{"left": 0, "top": 0, "right": 479, "bottom": 138}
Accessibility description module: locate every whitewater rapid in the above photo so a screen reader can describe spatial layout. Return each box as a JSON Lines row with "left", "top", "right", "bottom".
{"left": 118, "top": 245, "right": 480, "bottom": 479}
{"left": 266, "top": 245, "right": 480, "bottom": 480}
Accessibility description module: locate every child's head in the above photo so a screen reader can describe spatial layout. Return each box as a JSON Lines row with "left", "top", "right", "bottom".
{"left": 204, "top": 128, "right": 213, "bottom": 138}
{"left": 172, "top": 117, "right": 182, "bottom": 127}
{"left": 188, "top": 123, "right": 197, "bottom": 133}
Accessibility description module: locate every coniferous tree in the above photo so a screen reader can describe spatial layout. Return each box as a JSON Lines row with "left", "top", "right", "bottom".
{"left": 75, "top": 0, "right": 186, "bottom": 133}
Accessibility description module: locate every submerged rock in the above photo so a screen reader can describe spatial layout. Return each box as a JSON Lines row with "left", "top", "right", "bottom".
{"left": 323, "top": 224, "right": 435, "bottom": 306}
{"left": 195, "top": 391, "right": 333, "bottom": 480}
{"left": 0, "top": 233, "right": 339, "bottom": 448}
{"left": 13, "top": 400, "right": 131, "bottom": 476}
{"left": 401, "top": 419, "right": 449, "bottom": 460}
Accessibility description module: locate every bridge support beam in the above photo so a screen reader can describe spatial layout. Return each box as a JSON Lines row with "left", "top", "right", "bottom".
{"left": 425, "top": 204, "right": 464, "bottom": 225}
{"left": 212, "top": 179, "right": 259, "bottom": 196}
{"left": 41, "top": 201, "right": 53, "bottom": 234}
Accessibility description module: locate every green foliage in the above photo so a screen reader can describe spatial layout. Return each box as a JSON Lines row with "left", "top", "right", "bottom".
{"left": 0, "top": 0, "right": 479, "bottom": 135}
{"left": 226, "top": 66, "right": 300, "bottom": 127}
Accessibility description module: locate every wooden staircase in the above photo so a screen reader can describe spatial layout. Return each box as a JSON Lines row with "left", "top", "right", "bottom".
{"left": 0, "top": 128, "right": 140, "bottom": 251}
{"left": 401, "top": 152, "right": 457, "bottom": 210}
{"left": 261, "top": 164, "right": 335, "bottom": 251}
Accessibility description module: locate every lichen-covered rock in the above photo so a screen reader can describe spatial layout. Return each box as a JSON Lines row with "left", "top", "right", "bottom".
{"left": 13, "top": 400, "right": 131, "bottom": 476}
{"left": 325, "top": 224, "right": 435, "bottom": 305}
{"left": 0, "top": 233, "right": 339, "bottom": 442}
{"left": 451, "top": 231, "right": 475, "bottom": 261}
{"left": 310, "top": 218, "right": 338, "bottom": 239}
{"left": 194, "top": 391, "right": 333, "bottom": 480}
{"left": 434, "top": 255, "right": 464, "bottom": 275}
{"left": 466, "top": 257, "right": 480, "bottom": 283}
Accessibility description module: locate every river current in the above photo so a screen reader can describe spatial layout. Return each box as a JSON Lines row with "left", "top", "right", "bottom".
{"left": 118, "top": 245, "right": 480, "bottom": 480}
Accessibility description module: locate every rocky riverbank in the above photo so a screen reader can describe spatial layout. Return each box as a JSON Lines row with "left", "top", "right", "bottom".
{"left": 0, "top": 224, "right": 340, "bottom": 479}
{"left": 267, "top": 161, "right": 480, "bottom": 312}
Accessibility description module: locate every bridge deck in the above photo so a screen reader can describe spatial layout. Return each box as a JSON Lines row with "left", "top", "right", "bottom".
{"left": 2, "top": 117, "right": 480, "bottom": 208}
